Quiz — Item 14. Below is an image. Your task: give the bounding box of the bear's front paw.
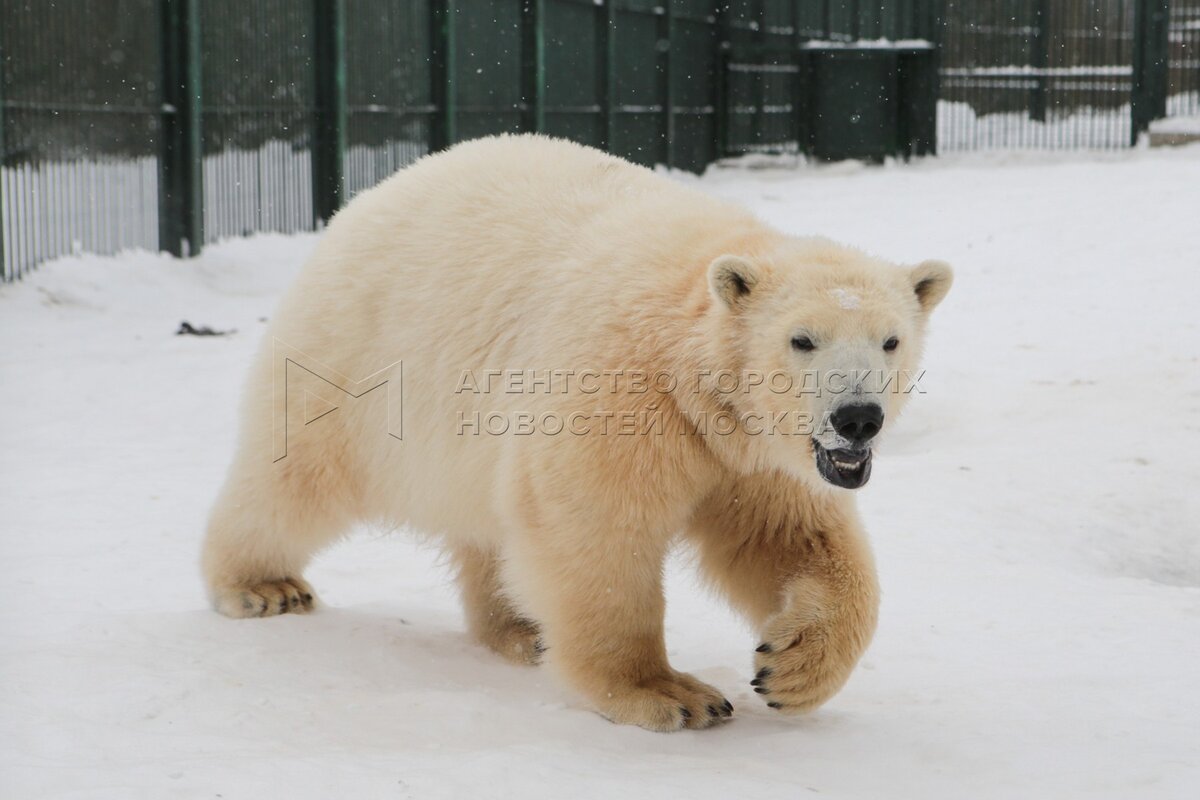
[595,671,733,732]
[750,612,858,714]
[211,577,317,618]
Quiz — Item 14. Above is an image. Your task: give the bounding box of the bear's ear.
[909,259,953,314]
[708,255,760,309]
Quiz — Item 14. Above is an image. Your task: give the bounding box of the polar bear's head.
[704,239,952,490]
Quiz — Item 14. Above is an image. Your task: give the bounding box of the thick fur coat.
[202,135,951,731]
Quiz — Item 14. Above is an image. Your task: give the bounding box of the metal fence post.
[158,0,203,258]
[0,34,6,279]
[658,2,674,169]
[520,0,546,134]
[1030,0,1049,122]
[596,0,617,152]
[429,0,457,151]
[713,2,730,160]
[751,0,765,147]
[312,0,346,224]
[1132,0,1170,144]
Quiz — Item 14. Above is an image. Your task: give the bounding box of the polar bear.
[202,134,951,731]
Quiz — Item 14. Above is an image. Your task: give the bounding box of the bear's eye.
[883,337,900,352]
[791,335,815,352]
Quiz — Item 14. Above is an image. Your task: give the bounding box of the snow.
[3,145,1200,799]
[1151,115,1200,135]
[829,287,861,310]
[801,39,933,50]
[938,100,1132,151]
[940,66,1134,77]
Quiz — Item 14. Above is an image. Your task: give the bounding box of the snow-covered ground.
[2,146,1198,799]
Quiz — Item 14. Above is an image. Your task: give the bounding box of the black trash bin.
[719,41,939,163]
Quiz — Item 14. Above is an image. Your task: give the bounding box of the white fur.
[201,134,952,731]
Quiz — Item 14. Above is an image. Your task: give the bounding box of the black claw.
[722,699,734,714]
[707,705,719,717]
[679,707,691,719]
[767,701,783,709]
[750,678,762,687]
[756,667,773,679]
[302,593,313,603]
[756,643,772,653]
[278,601,288,612]
[754,687,769,694]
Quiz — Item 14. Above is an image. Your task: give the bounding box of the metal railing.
[936,0,1188,151]
[1,0,735,280]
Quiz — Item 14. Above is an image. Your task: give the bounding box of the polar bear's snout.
[810,403,883,489]
[831,403,883,446]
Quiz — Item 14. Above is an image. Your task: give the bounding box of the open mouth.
[813,440,873,489]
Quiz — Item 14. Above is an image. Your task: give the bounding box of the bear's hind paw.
[479,617,545,666]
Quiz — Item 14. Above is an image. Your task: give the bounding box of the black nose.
[831,403,883,444]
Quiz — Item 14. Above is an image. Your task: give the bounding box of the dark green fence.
[1,0,748,280]
[1,1,1192,281]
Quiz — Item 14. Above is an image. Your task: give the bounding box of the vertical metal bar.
[791,0,805,154]
[714,2,730,159]
[429,0,457,150]
[185,0,203,253]
[429,0,447,151]
[445,0,458,145]
[751,0,765,147]
[521,0,546,133]
[1132,0,1169,144]
[0,31,6,280]
[596,0,617,151]
[1029,0,1049,122]
[794,38,809,157]
[158,0,203,258]
[921,0,945,148]
[312,0,346,224]
[1148,0,1170,122]
[658,1,674,168]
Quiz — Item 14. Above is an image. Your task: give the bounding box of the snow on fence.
[1169,1,1200,116]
